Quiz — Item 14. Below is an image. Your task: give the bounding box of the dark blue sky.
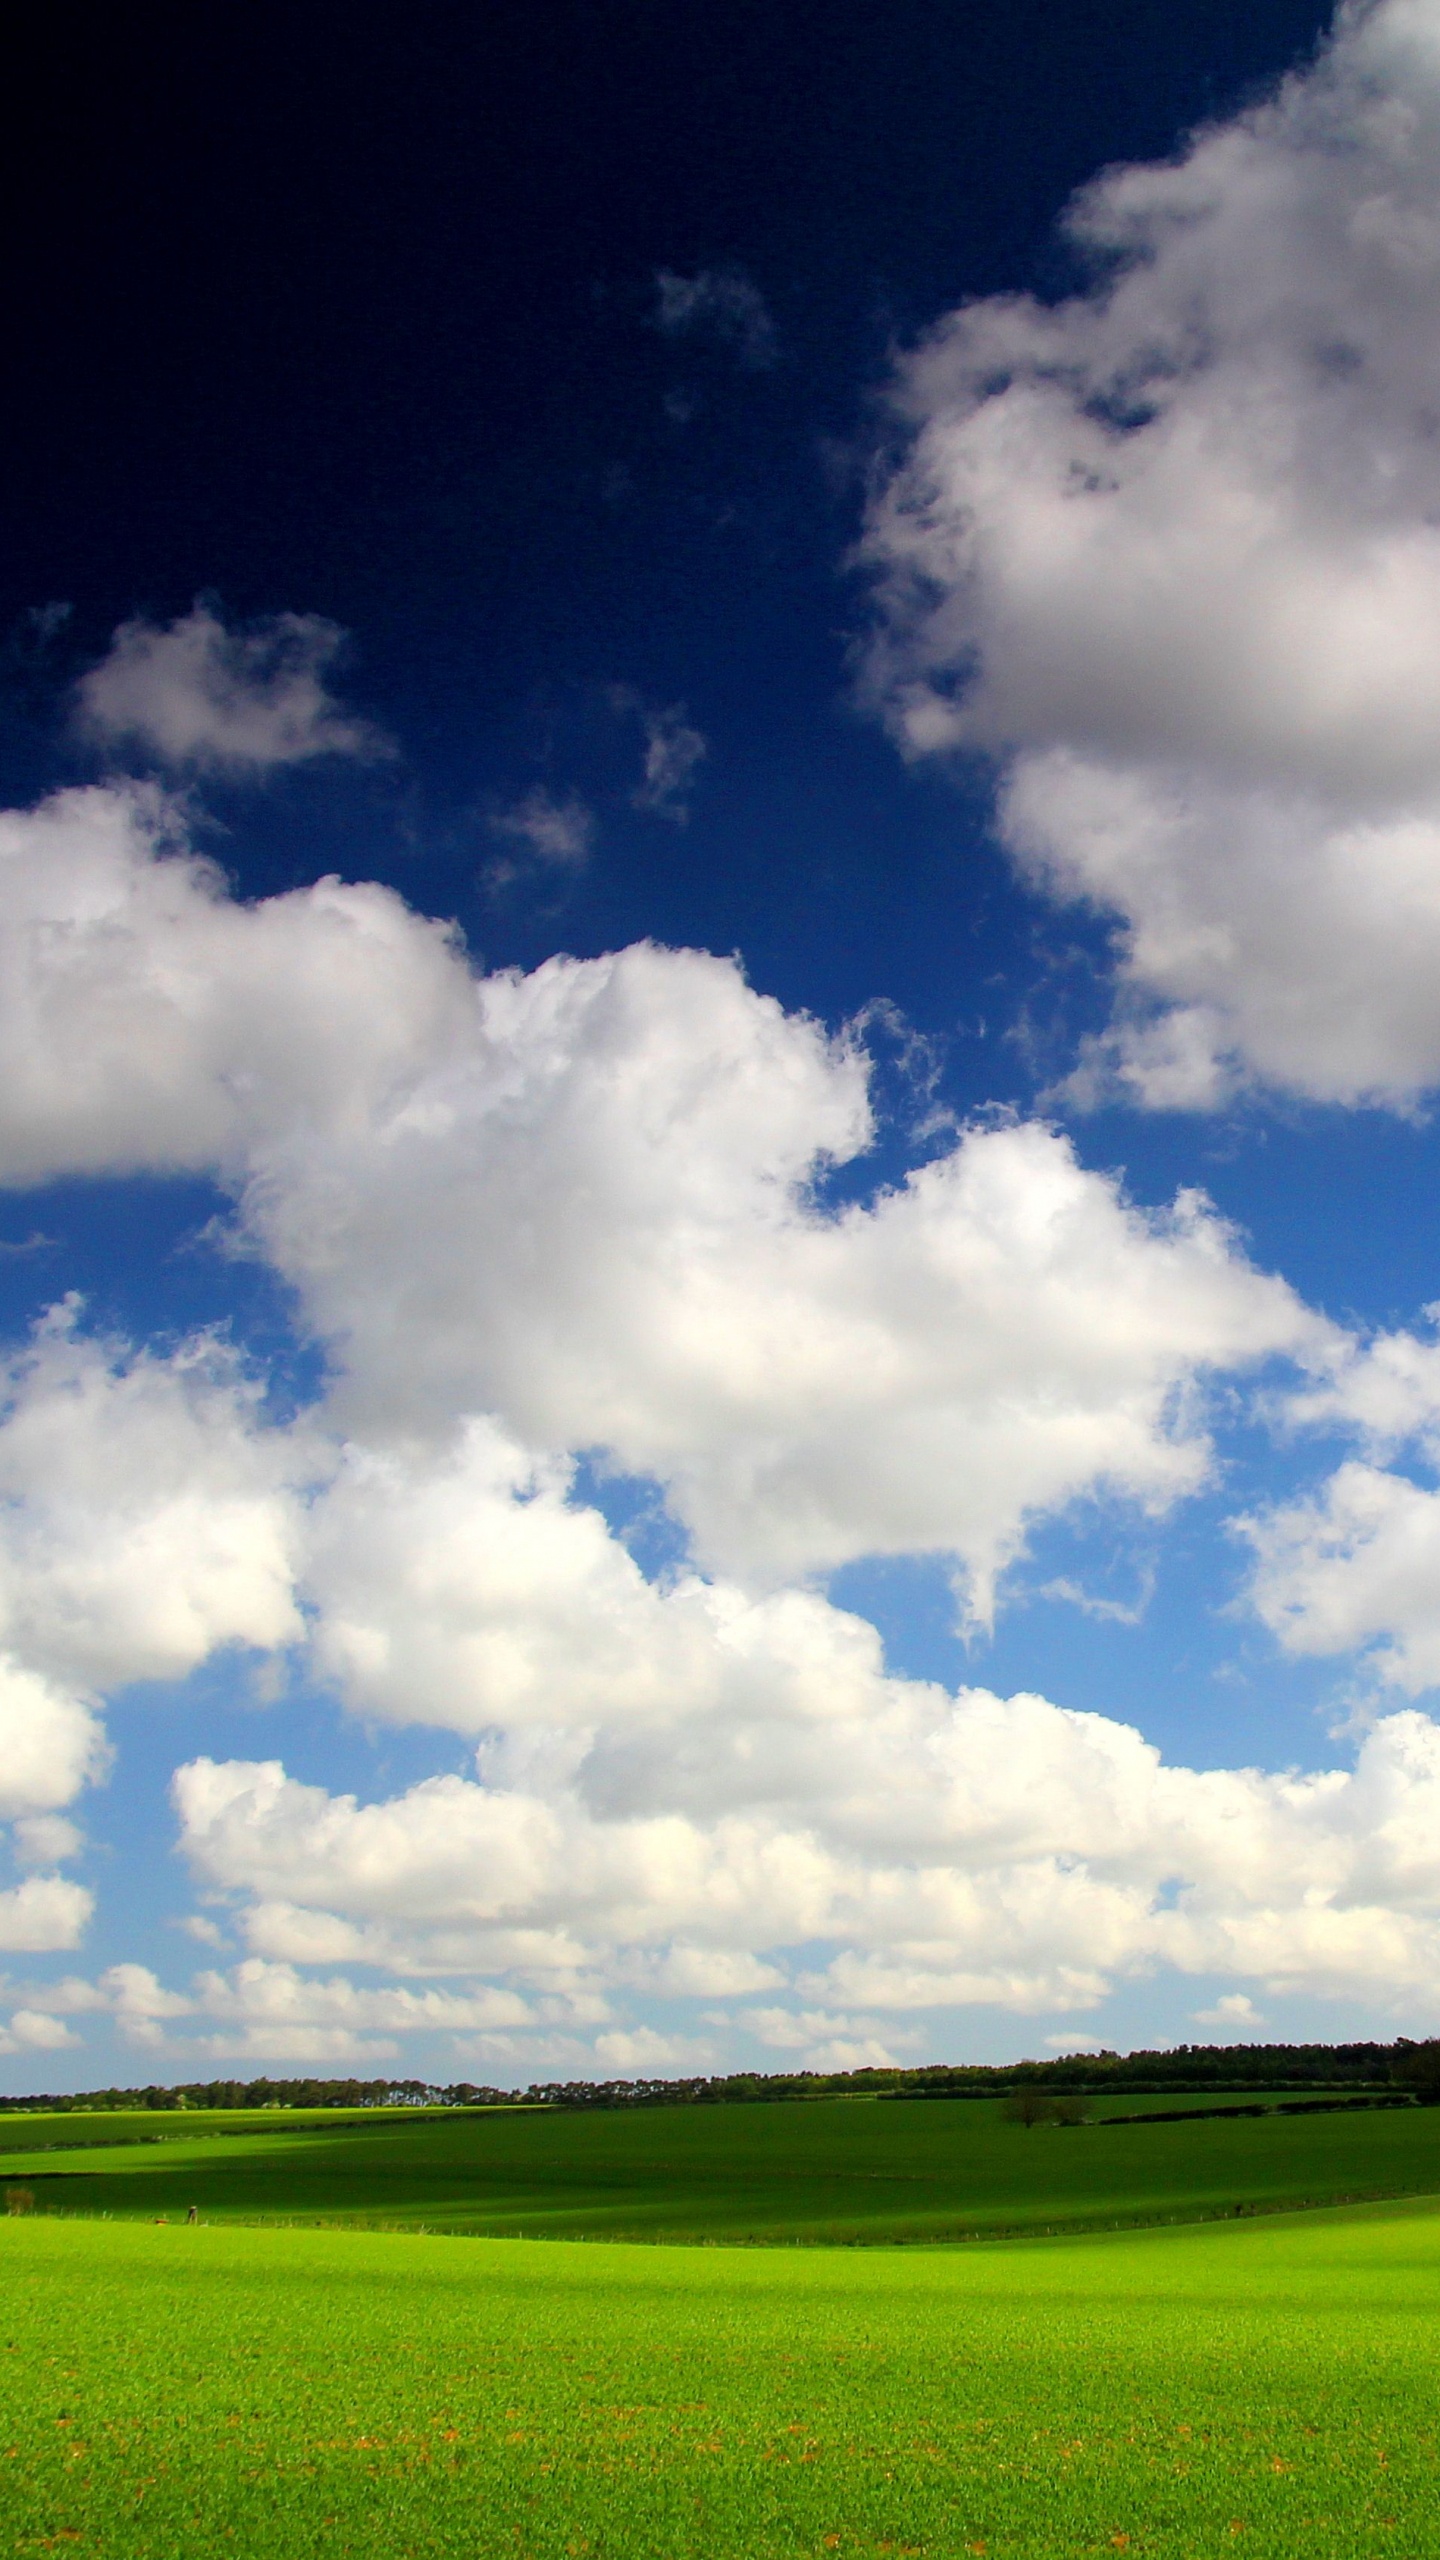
[8,0,1388,1312]
[6,0,1330,1007]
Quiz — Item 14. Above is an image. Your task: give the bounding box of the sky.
[11,0,1440,2088]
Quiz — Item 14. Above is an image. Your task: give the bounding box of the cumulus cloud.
[0,1876,92,1954]
[749,2008,923,2070]
[592,2025,715,2072]
[176,1958,531,2064]
[0,2008,79,2053]
[0,774,1421,2052]
[863,0,1440,1108]
[12,1816,82,1868]
[168,1698,1440,2022]
[0,1660,104,1821]
[1193,1991,1267,2030]
[14,1954,549,2067]
[1242,1460,1440,1688]
[76,605,391,774]
[285,1118,1314,1615]
[0,1286,304,1862]
[0,1300,307,1693]
[0,787,1318,1615]
[654,267,778,368]
[0,786,476,1187]
[1235,1310,1440,1687]
[1282,1313,1440,1453]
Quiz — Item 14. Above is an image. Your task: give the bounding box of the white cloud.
[632,703,708,821]
[0,1300,306,1693]
[654,268,778,367]
[1282,1313,1440,1454]
[1234,1316,1440,1688]
[94,1962,195,2045]
[749,2007,923,2070]
[0,1288,296,1857]
[0,1660,104,1820]
[1193,1991,1267,2030]
[10,1955,501,2065]
[1241,1460,1440,1689]
[0,1877,92,1954]
[243,962,1315,1614]
[0,2010,79,2053]
[289,1087,1314,1617]
[76,605,391,774]
[623,1946,784,1997]
[592,2026,714,2073]
[0,785,476,1187]
[863,0,1440,1108]
[180,1958,530,2063]
[11,1816,82,1868]
[167,1697,1440,2019]
[15,1954,547,2070]
[203,2027,403,2064]
[0,789,1318,1615]
[4,775,1431,2043]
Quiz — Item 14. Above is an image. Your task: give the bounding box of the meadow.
[2,2199,1439,2556]
[2,2090,1438,2242]
[3,2096,1438,2555]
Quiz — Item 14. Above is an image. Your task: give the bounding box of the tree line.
[4,2039,1438,2114]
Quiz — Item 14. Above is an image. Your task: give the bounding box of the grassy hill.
[3,2087,1437,2242]
[4,2195,1440,2555]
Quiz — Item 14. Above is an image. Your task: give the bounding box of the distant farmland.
[2,2087,1437,2242]
[4,2095,1439,2555]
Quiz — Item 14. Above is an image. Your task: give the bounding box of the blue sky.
[10,0,1440,2088]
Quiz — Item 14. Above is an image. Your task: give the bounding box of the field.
[3,2200,1440,2556]
[3,2097,1439,2555]
[2,2090,1438,2242]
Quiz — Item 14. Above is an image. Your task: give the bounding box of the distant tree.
[1391,2040,1440,2103]
[1002,2089,1058,2129]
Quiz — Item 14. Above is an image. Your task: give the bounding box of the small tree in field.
[1001,2089,1057,2130]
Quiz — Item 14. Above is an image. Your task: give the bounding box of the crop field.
[2,2091,1438,2242]
[3,2098,1438,2554]
[2,2198,1439,2557]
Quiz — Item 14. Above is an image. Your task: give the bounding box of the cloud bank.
[0,775,1432,2057]
[164,1696,1440,2042]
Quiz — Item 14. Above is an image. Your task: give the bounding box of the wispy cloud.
[627,699,708,823]
[485,786,595,892]
[654,266,778,369]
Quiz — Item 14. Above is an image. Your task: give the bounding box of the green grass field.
[3,2200,1439,2556]
[4,2098,1438,2554]
[2,2092,1437,2242]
